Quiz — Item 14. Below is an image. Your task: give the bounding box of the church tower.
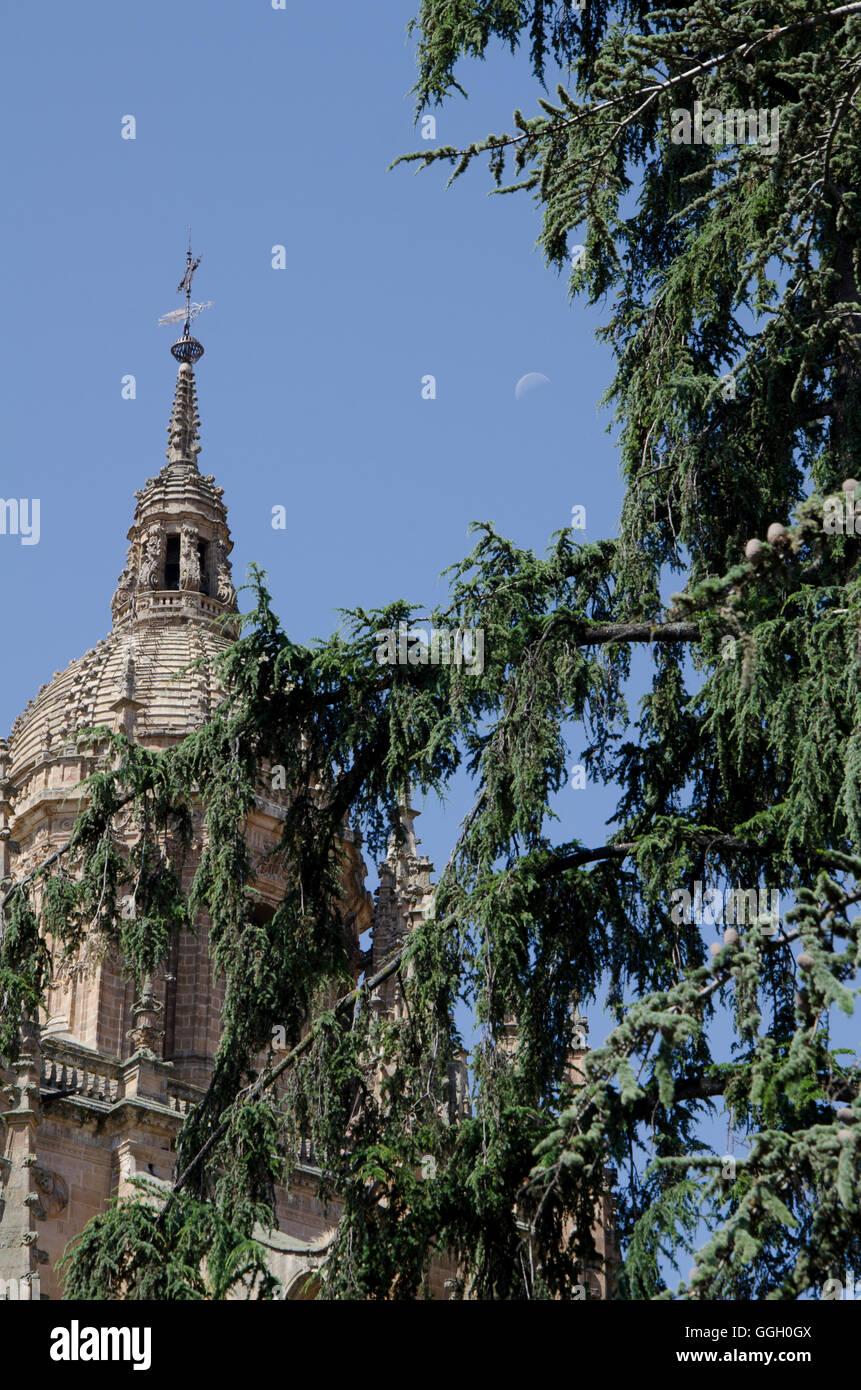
[0,299,247,1298]
[0,262,449,1299]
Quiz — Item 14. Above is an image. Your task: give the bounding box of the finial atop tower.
[158,231,213,364]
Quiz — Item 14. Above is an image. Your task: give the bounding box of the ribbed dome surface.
[8,620,230,782]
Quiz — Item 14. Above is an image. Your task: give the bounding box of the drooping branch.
[396,3,861,175]
[579,621,700,645]
[547,832,772,875]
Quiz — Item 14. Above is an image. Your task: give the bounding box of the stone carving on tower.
[179,524,201,591]
[214,538,236,607]
[139,526,165,591]
[110,567,135,622]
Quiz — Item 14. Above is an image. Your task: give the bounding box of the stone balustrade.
[40,1047,121,1105]
[39,1041,204,1117]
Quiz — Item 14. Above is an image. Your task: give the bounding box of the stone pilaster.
[0,1017,48,1288]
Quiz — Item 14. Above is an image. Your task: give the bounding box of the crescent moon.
[514,372,551,400]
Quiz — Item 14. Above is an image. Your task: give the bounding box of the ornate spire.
[158,239,212,466]
[166,361,202,469]
[105,245,235,629]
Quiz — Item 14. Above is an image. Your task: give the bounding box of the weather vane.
[159,231,213,363]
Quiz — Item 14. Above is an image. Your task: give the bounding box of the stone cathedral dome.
[6,356,239,791]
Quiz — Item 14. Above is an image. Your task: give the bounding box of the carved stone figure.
[32,1166,69,1218]
[179,525,200,591]
[110,567,135,619]
[139,527,164,590]
[216,562,235,606]
[212,538,235,606]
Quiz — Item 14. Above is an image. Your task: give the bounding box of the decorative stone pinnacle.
[121,648,136,701]
[166,362,202,468]
[127,976,164,1059]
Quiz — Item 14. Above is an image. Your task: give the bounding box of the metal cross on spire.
[177,230,201,307]
[158,231,213,363]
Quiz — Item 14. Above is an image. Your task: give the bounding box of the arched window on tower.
[198,540,210,596]
[164,535,180,590]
